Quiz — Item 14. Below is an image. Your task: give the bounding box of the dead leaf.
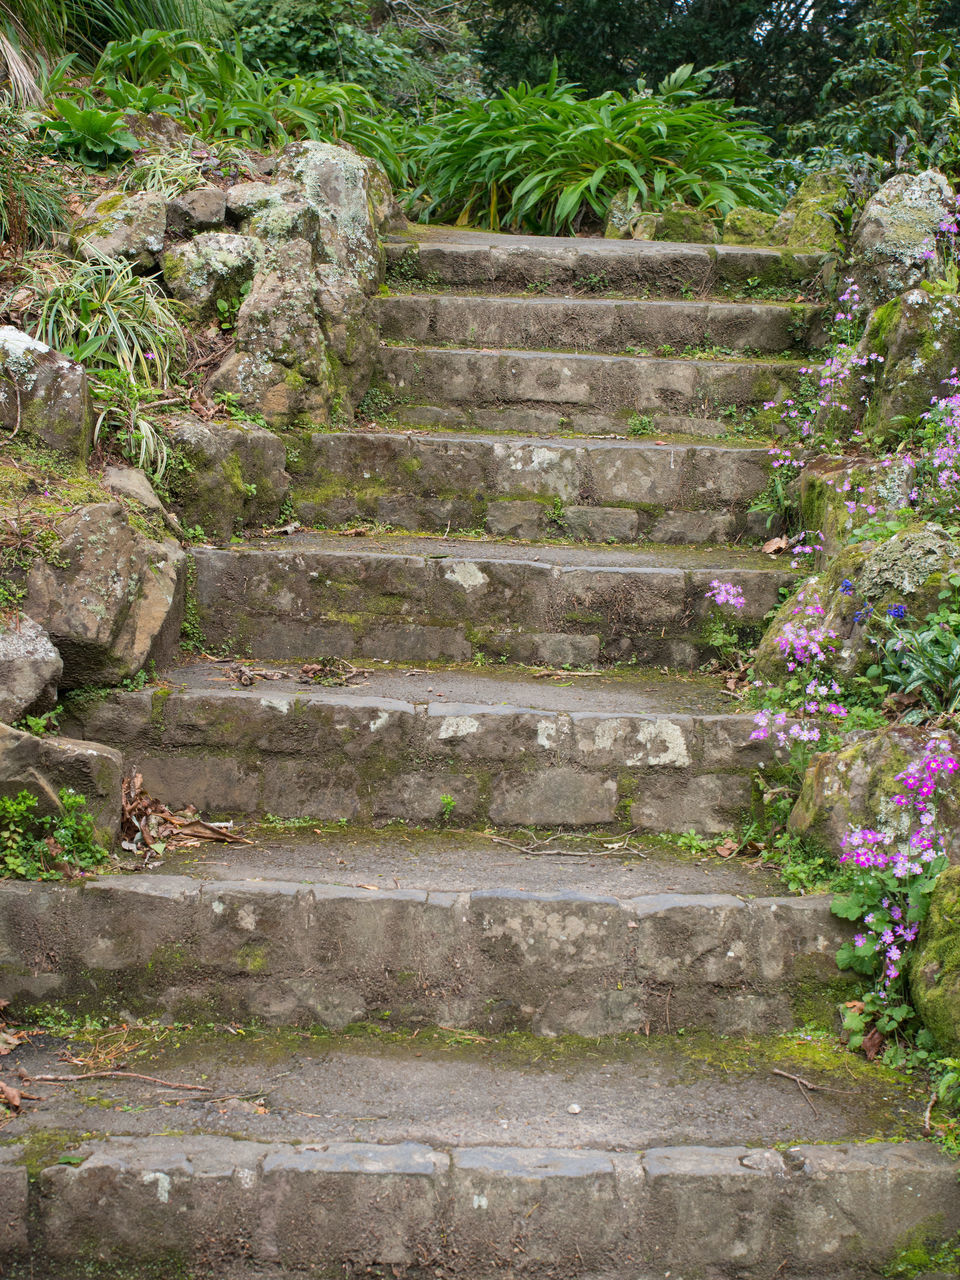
[0,1080,21,1110]
[337,527,368,537]
[357,883,380,891]
[715,837,739,858]
[862,1026,885,1061]
[844,1000,866,1014]
[762,535,789,555]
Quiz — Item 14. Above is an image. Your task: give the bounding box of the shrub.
[0,788,108,880]
[408,63,775,235]
[6,249,186,384]
[42,97,140,166]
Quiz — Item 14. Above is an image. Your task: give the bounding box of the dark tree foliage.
[479,0,877,135]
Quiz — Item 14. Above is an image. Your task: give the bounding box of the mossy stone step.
[385,225,824,298]
[375,344,801,417]
[378,292,822,354]
[65,663,775,833]
[186,532,793,668]
[291,430,771,546]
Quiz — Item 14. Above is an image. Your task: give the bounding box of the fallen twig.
[31,1070,212,1091]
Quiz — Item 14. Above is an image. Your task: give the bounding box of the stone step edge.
[379,341,803,370]
[1,873,846,1038]
[2,1134,955,1273]
[320,427,772,456]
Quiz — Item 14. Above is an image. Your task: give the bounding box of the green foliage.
[0,788,108,881]
[13,708,60,736]
[792,0,960,172]
[91,371,171,482]
[410,63,774,235]
[6,249,185,384]
[870,578,960,719]
[42,97,140,166]
[0,107,67,250]
[91,28,411,188]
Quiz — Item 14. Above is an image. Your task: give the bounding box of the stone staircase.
[2,227,959,1278]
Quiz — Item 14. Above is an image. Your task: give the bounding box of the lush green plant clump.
[0,788,108,880]
[409,63,775,234]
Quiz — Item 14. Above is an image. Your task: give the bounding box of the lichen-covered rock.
[365,159,406,233]
[856,289,960,439]
[274,141,384,291]
[754,523,960,679]
[722,207,780,245]
[164,413,290,540]
[165,186,227,236]
[73,191,167,270]
[0,615,62,725]
[788,725,960,861]
[653,205,719,244]
[102,465,164,514]
[161,232,262,319]
[800,454,916,559]
[225,180,298,221]
[24,503,185,688]
[852,169,955,306]
[0,326,92,458]
[315,264,378,401]
[0,723,121,847]
[911,865,960,1052]
[603,190,655,239]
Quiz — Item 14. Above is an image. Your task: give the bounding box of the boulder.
[754,523,960,679]
[0,723,122,847]
[779,170,846,252]
[102,465,164,514]
[851,169,955,306]
[653,205,719,244]
[788,725,960,862]
[274,141,384,291]
[0,616,62,725]
[912,865,960,1052]
[73,191,167,270]
[161,232,262,319]
[24,503,185,688]
[856,289,960,441]
[315,264,378,402]
[722,207,781,245]
[225,180,298,221]
[603,190,655,240]
[800,454,916,559]
[0,327,92,458]
[365,159,406,233]
[164,186,227,236]
[164,414,290,540]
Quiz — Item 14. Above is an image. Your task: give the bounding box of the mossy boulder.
[603,190,656,240]
[162,232,262,320]
[856,290,960,441]
[0,326,92,458]
[789,725,960,862]
[722,207,780,245]
[73,191,167,271]
[653,204,719,244]
[754,523,960,679]
[911,864,960,1052]
[778,170,847,252]
[852,169,955,307]
[164,414,290,540]
[800,454,916,559]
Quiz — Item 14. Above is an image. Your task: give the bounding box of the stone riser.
[294,431,771,545]
[3,1135,956,1278]
[71,690,769,832]
[191,545,791,667]
[386,235,822,297]
[378,293,820,354]
[0,875,845,1035]
[377,345,799,415]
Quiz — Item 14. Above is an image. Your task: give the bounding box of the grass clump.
[0,788,108,881]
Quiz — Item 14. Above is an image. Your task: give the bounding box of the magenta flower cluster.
[705,579,746,609]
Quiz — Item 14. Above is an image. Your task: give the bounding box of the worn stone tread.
[0,1028,926,1150]
[390,403,742,440]
[151,826,787,897]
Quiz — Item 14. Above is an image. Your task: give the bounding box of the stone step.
[187,532,793,667]
[293,430,771,545]
[390,402,737,439]
[385,226,823,298]
[65,664,774,833]
[6,1134,953,1280]
[377,292,822,354]
[0,857,846,1034]
[376,344,800,417]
